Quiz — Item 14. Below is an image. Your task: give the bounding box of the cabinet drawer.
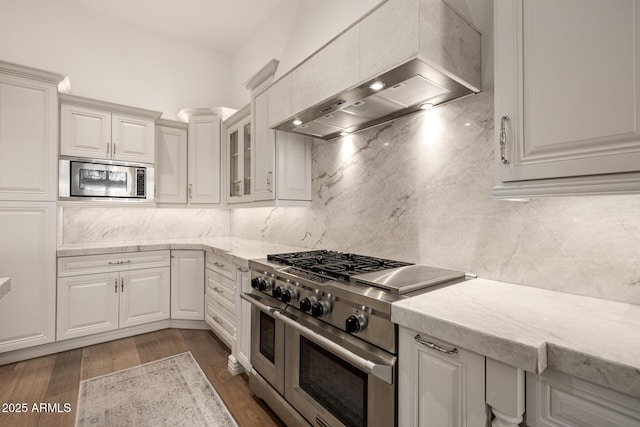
[205,295,234,348]
[205,268,235,305]
[205,253,234,280]
[58,251,171,277]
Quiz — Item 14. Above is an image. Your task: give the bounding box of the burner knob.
[299,296,317,312]
[250,277,261,289]
[258,278,273,292]
[281,288,298,303]
[272,286,283,299]
[311,300,332,318]
[345,313,367,334]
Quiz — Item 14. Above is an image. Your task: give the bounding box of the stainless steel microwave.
[59,158,154,200]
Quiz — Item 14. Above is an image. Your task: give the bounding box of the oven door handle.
[241,292,395,384]
[273,310,395,385]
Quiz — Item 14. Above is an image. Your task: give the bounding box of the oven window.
[299,337,367,427]
[78,168,127,192]
[259,311,276,363]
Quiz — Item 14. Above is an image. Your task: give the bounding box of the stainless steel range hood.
[272,0,481,140]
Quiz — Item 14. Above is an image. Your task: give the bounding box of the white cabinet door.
[119,267,170,328]
[156,125,187,204]
[188,114,221,204]
[112,114,155,164]
[0,202,56,352]
[57,272,120,340]
[236,266,252,372]
[398,327,487,427]
[252,90,276,201]
[494,0,640,196]
[0,75,58,201]
[170,250,204,320]
[60,104,111,160]
[227,115,252,204]
[276,131,313,201]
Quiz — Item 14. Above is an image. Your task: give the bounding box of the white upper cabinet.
[60,94,160,165]
[185,109,222,205]
[225,105,252,204]
[0,62,63,201]
[155,120,188,204]
[494,0,640,198]
[247,60,313,205]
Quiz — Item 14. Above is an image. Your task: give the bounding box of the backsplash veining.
[62,207,229,243]
[230,92,640,306]
[61,92,640,305]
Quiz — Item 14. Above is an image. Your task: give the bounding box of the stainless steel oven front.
[244,292,397,427]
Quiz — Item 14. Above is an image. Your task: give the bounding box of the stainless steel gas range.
[241,250,465,427]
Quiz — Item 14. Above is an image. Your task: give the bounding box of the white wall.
[230,0,384,108]
[0,0,232,119]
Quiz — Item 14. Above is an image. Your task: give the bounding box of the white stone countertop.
[57,237,308,267]
[0,277,10,300]
[392,277,640,399]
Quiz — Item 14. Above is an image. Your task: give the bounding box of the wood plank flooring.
[0,329,286,427]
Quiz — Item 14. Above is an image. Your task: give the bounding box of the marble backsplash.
[230,92,640,306]
[61,207,229,244]
[60,92,640,305]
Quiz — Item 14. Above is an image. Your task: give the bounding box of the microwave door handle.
[272,310,396,385]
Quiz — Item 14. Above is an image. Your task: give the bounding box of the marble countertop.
[392,277,640,399]
[0,277,10,300]
[57,237,307,267]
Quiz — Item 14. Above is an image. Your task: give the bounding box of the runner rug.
[75,352,237,427]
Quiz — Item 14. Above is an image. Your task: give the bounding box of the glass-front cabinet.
[225,105,251,204]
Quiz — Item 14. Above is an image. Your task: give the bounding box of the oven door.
[246,292,286,395]
[281,310,397,427]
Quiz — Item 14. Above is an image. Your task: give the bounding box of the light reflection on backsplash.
[230,92,640,306]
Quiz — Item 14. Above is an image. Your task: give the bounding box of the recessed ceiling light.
[369,81,385,91]
[292,119,302,126]
[419,102,435,110]
[340,131,349,136]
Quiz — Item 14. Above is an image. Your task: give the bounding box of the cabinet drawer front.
[205,269,235,305]
[205,295,235,348]
[205,253,234,279]
[211,288,236,317]
[58,251,171,277]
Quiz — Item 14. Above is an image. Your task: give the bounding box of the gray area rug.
[75,352,237,427]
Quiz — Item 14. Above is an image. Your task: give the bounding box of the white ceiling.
[62,0,285,54]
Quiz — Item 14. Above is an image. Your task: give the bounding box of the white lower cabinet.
[56,251,171,341]
[204,253,236,349]
[526,370,640,427]
[235,265,251,372]
[0,202,57,353]
[170,250,204,320]
[398,326,487,427]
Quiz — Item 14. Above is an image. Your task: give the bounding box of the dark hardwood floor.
[0,329,286,427]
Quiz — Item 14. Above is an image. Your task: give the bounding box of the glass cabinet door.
[243,122,251,197]
[229,129,240,198]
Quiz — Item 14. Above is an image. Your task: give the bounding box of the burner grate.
[268,250,413,282]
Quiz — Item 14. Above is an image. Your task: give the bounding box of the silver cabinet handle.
[213,287,223,294]
[499,115,510,165]
[266,171,273,193]
[114,278,118,293]
[188,183,193,199]
[237,267,249,273]
[113,143,116,155]
[108,260,131,265]
[107,142,111,154]
[414,335,458,355]
[212,316,224,325]
[241,293,396,384]
[213,262,225,268]
[121,277,124,292]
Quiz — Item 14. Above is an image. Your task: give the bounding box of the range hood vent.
[272,0,481,140]
[278,57,477,140]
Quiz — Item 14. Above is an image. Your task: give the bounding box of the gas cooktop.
[267,249,413,281]
[265,250,465,295]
